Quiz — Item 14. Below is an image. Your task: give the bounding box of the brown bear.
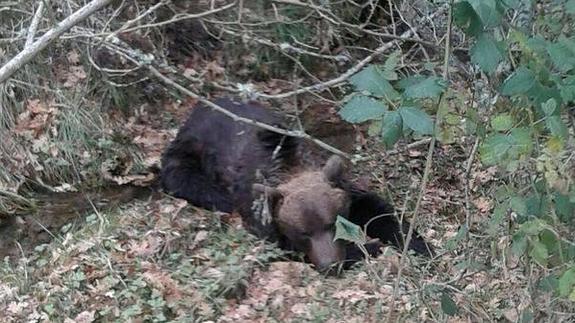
[161,98,433,272]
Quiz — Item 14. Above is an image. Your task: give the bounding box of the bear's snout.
[306,231,345,273]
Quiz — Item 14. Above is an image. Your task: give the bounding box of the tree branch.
[0,0,114,84]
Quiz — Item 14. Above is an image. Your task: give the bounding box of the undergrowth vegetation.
[0,0,575,321]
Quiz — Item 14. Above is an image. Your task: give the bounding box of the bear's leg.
[160,138,234,212]
[347,191,434,257]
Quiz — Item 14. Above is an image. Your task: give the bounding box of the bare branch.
[0,0,114,84]
[25,1,45,48]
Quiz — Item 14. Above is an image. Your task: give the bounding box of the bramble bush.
[339,0,575,309]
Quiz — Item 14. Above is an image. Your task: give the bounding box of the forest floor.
[0,100,529,321]
[0,2,560,322]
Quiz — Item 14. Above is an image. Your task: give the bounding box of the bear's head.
[253,155,350,272]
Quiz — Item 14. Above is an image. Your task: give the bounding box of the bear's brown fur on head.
[161,98,433,272]
[254,155,350,270]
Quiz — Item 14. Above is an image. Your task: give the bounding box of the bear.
[161,98,433,272]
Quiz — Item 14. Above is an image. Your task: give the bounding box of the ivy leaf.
[501,67,537,96]
[334,216,366,245]
[349,65,399,99]
[491,113,513,131]
[339,95,387,123]
[403,76,446,99]
[453,1,483,36]
[381,110,403,148]
[440,292,458,316]
[471,33,504,73]
[398,106,434,134]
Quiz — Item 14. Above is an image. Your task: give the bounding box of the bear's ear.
[322,155,346,183]
[253,183,283,199]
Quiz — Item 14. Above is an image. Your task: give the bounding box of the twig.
[99,38,351,159]
[464,138,479,239]
[102,0,169,43]
[253,5,448,99]
[99,1,237,36]
[387,138,432,155]
[145,65,351,159]
[386,2,453,322]
[25,1,45,48]
[0,0,114,84]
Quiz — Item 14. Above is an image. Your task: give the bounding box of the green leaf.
[398,106,434,134]
[508,127,532,157]
[440,292,458,316]
[339,95,387,123]
[567,0,575,14]
[547,37,575,72]
[381,111,402,148]
[538,273,559,292]
[488,205,506,235]
[511,232,528,256]
[554,192,574,222]
[480,133,510,165]
[491,113,513,131]
[383,51,401,80]
[471,33,504,73]
[501,67,537,96]
[558,268,575,297]
[521,220,544,236]
[510,196,528,217]
[560,76,575,102]
[468,0,502,27]
[453,1,483,36]
[540,229,559,253]
[546,116,569,140]
[349,65,399,99]
[502,0,521,9]
[542,99,557,116]
[367,120,383,137]
[403,76,446,99]
[529,82,563,108]
[334,216,366,245]
[445,225,468,251]
[529,239,549,266]
[520,310,534,323]
[397,75,426,90]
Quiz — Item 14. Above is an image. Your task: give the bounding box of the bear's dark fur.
[161,98,433,271]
